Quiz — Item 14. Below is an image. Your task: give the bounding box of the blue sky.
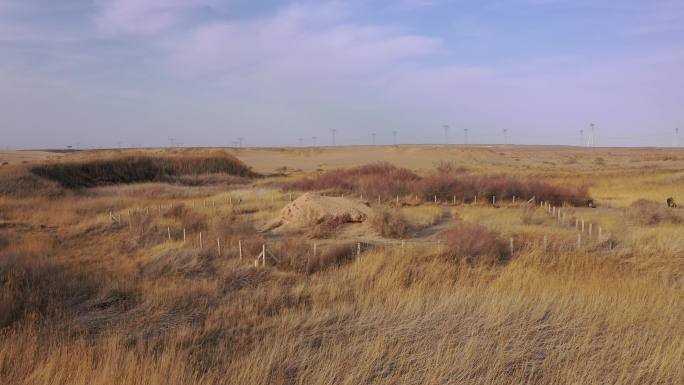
[1,0,683,148]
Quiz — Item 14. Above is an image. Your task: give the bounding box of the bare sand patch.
[266,192,374,233]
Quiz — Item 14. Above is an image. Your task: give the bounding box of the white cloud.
[163,3,441,87]
[93,0,218,35]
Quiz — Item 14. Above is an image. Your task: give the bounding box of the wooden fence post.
[167,226,171,241]
[238,239,243,260]
[217,238,221,256]
[357,242,361,256]
[598,227,603,242]
[543,235,548,251]
[183,228,186,243]
[434,195,437,203]
[262,244,266,266]
[492,195,496,205]
[401,240,405,256]
[588,223,593,236]
[581,220,585,233]
[199,232,203,249]
[577,233,582,250]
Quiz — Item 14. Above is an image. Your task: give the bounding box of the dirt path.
[411,206,456,240]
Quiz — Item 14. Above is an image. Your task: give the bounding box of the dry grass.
[30,150,258,188]
[0,147,683,385]
[370,208,410,238]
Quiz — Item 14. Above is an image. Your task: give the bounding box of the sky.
[0,0,683,149]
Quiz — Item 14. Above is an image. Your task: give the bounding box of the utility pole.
[580,129,585,147]
[392,130,398,146]
[675,128,680,147]
[372,133,376,146]
[590,123,595,147]
[237,137,244,148]
[330,129,337,146]
[312,136,317,147]
[464,128,469,145]
[443,125,449,145]
[169,138,175,148]
[503,129,508,145]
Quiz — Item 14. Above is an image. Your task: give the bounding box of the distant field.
[0,150,67,165]
[1,145,683,385]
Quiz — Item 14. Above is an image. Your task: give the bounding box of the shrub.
[285,162,420,198]
[370,208,410,238]
[0,172,65,198]
[306,243,355,274]
[438,222,508,264]
[418,174,589,206]
[164,204,208,232]
[31,152,259,188]
[626,199,683,225]
[283,163,590,206]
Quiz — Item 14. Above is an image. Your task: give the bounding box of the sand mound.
[267,192,373,231]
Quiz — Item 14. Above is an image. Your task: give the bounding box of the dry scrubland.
[1,146,683,385]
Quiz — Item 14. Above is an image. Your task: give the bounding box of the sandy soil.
[229,145,684,174]
[267,192,374,231]
[3,145,684,176]
[0,150,67,165]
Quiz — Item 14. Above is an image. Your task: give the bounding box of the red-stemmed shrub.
[438,223,509,264]
[283,163,590,206]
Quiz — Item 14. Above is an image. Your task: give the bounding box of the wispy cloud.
[93,0,218,35]
[1,0,684,148]
[163,3,441,86]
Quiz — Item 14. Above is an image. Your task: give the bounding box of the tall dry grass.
[0,151,682,385]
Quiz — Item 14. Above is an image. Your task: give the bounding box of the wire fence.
[103,192,617,268]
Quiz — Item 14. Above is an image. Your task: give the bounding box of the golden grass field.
[0,145,683,385]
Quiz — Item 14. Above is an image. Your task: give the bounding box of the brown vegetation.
[30,152,258,188]
[370,208,410,238]
[284,162,590,206]
[438,222,509,264]
[626,199,683,225]
[0,147,682,385]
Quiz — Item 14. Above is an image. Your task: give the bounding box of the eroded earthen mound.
[267,192,373,231]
